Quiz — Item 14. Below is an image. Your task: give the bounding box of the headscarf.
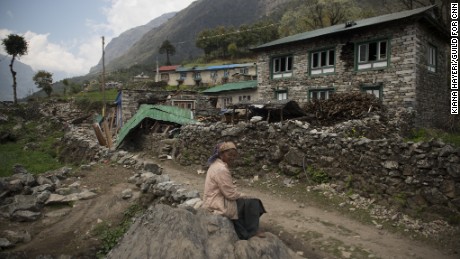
[206,141,237,165]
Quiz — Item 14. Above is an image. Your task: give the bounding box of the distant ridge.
[95,0,293,73]
[89,12,177,74]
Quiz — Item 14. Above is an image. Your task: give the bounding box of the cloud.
[0,0,195,81]
[0,29,91,80]
[102,0,194,36]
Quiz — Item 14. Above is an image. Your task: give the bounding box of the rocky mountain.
[98,0,292,72]
[90,0,429,74]
[0,54,36,101]
[89,12,177,74]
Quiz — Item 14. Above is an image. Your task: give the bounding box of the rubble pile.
[303,92,384,126]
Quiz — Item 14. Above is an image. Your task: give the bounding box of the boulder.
[107,204,300,259]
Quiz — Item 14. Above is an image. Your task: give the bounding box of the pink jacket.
[203,159,242,219]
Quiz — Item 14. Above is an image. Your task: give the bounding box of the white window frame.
[222,97,232,108]
[276,91,288,100]
[428,44,437,72]
[309,89,334,101]
[238,95,251,102]
[357,40,388,70]
[310,49,335,75]
[361,85,383,100]
[272,56,293,79]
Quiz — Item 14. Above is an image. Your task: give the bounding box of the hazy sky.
[0,0,196,80]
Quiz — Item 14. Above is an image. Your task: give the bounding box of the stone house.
[202,80,258,108]
[252,5,450,128]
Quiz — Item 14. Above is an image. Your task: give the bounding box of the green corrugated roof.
[253,5,434,50]
[202,80,257,94]
[116,104,196,148]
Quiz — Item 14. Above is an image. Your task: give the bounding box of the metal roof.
[116,104,196,148]
[253,5,435,50]
[175,63,255,72]
[159,65,179,72]
[202,80,257,94]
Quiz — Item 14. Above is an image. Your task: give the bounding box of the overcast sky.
[0,0,195,81]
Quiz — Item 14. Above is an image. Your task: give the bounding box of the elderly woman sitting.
[202,141,266,240]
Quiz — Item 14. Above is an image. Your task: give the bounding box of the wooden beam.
[92,123,107,146]
[102,120,113,148]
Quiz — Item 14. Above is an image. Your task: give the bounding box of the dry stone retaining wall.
[177,116,460,221]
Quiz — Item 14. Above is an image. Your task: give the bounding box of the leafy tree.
[195,20,279,60]
[62,79,69,96]
[159,40,176,65]
[1,34,28,104]
[228,42,238,60]
[278,0,366,37]
[33,70,53,97]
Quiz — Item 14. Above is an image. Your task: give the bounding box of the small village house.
[252,5,450,128]
[202,80,258,109]
[158,63,257,88]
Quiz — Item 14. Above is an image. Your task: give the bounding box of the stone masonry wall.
[255,18,449,128]
[414,23,452,129]
[177,118,460,222]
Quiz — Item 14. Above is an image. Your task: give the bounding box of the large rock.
[107,204,300,259]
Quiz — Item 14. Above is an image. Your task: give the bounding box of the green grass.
[0,138,64,177]
[406,128,460,147]
[93,204,143,257]
[0,107,66,177]
[74,89,118,102]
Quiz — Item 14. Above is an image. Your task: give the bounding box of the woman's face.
[221,149,238,166]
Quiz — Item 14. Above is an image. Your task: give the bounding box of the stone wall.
[255,17,450,129]
[177,116,460,222]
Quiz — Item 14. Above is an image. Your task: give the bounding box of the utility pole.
[102,36,106,116]
[155,57,159,82]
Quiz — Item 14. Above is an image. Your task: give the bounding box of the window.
[309,89,334,101]
[361,84,382,100]
[194,72,201,80]
[211,71,218,79]
[239,95,251,102]
[428,45,437,72]
[223,97,232,108]
[275,90,288,100]
[179,72,187,80]
[160,73,169,82]
[173,101,195,110]
[223,70,229,78]
[357,40,388,70]
[240,68,249,74]
[272,56,293,79]
[310,49,335,75]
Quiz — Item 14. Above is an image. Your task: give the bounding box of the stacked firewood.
[303,92,384,126]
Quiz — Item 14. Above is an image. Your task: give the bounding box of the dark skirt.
[232,198,266,240]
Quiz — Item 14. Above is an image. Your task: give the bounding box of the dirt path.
[2,160,457,259]
[158,160,458,259]
[1,166,140,258]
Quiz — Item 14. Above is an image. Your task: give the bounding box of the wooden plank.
[163,125,171,134]
[152,121,161,133]
[102,120,113,148]
[109,108,115,133]
[92,123,107,146]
